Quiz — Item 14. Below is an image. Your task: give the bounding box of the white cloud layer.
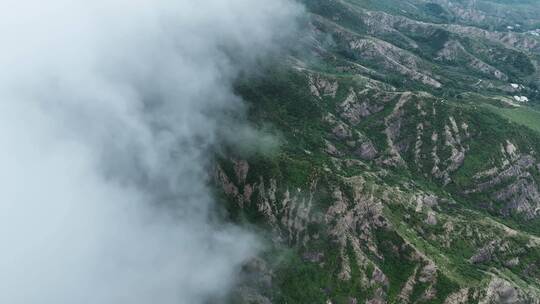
[0,1,301,303]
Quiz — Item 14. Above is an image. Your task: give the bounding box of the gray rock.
[356,142,378,160]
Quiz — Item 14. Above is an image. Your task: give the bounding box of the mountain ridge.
[217,1,540,303]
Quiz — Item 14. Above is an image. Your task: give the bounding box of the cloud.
[0,0,302,303]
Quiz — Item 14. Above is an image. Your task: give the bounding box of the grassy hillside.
[485,104,540,133]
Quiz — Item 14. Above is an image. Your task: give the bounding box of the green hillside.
[218,1,540,303]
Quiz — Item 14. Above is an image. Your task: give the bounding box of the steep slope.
[216,1,540,303]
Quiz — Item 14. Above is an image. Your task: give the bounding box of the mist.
[0,0,301,303]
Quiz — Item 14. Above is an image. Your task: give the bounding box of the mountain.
[216,1,540,303]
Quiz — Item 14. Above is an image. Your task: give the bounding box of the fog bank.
[0,1,301,303]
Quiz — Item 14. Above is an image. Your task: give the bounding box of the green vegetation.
[220,0,540,302]
[484,104,540,133]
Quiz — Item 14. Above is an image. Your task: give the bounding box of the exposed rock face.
[338,89,385,125]
[314,51,540,221]
[217,152,540,302]
[497,179,540,219]
[479,278,535,304]
[437,40,508,81]
[378,93,471,182]
[466,149,540,219]
[425,211,438,226]
[216,165,240,197]
[325,139,342,157]
[357,3,540,54]
[444,289,470,304]
[419,263,437,283]
[356,141,378,160]
[324,180,390,284]
[398,267,419,303]
[348,38,442,88]
[383,92,411,166]
[470,241,496,264]
[331,121,352,140]
[309,73,339,99]
[446,24,540,54]
[310,0,539,99]
[234,160,250,185]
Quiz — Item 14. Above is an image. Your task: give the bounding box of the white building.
[513,96,529,103]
